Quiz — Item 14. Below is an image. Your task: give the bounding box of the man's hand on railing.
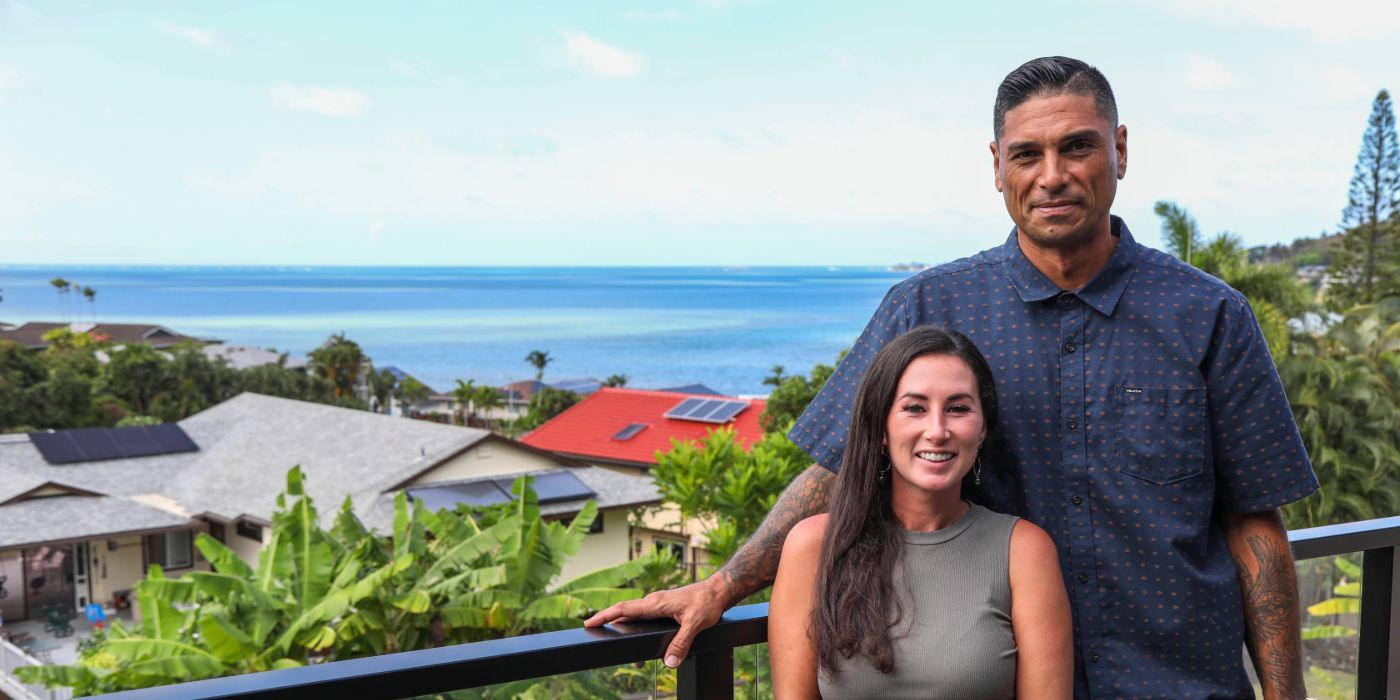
[584,576,731,668]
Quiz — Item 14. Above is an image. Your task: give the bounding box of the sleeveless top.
[817,504,1020,699]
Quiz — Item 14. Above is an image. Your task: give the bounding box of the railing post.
[676,648,734,700]
[1357,546,1397,700]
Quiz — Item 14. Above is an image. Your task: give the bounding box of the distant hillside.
[1249,232,1343,268]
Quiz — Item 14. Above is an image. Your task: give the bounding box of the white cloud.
[559,30,645,77]
[153,18,230,54]
[1146,0,1400,42]
[269,84,368,117]
[1183,54,1233,90]
[1324,63,1375,102]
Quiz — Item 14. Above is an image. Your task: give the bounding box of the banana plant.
[21,468,656,696]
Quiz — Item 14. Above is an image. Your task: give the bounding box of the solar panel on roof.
[145,424,199,454]
[706,402,748,423]
[612,423,648,441]
[502,471,595,505]
[407,481,512,511]
[70,428,122,462]
[664,397,707,420]
[112,426,161,457]
[664,397,748,424]
[27,424,200,465]
[28,431,84,465]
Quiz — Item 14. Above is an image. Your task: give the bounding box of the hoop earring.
[973,456,982,487]
[878,453,891,485]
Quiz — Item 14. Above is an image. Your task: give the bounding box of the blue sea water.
[0,266,913,396]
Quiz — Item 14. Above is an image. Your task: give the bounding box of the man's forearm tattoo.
[718,466,834,605]
[1233,533,1305,699]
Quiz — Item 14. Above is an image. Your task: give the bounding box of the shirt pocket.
[1113,385,1206,485]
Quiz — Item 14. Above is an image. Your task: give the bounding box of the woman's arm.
[768,514,827,700]
[1009,519,1073,699]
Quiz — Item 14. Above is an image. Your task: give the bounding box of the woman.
[770,327,1071,699]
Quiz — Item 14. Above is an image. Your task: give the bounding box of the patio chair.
[43,604,73,638]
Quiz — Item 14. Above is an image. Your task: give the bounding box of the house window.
[145,530,194,570]
[654,538,686,566]
[208,522,226,543]
[236,521,263,542]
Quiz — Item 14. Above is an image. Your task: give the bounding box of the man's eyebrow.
[1061,129,1104,144]
[1003,140,1038,153]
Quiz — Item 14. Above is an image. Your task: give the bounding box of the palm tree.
[393,376,430,417]
[524,350,552,382]
[1153,201,1199,265]
[367,368,397,414]
[308,334,366,400]
[82,286,96,323]
[451,379,476,425]
[602,374,628,388]
[49,278,70,322]
[474,385,504,429]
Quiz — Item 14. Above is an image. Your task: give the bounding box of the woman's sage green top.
[817,504,1020,699]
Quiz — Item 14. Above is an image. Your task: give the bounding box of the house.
[521,388,768,578]
[0,393,660,629]
[0,322,209,350]
[521,388,767,474]
[376,366,456,418]
[200,344,309,371]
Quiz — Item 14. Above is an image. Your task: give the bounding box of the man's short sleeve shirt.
[788,217,1319,699]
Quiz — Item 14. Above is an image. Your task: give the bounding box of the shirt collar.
[998,215,1139,317]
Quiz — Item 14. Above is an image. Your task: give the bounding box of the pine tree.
[1329,89,1400,309]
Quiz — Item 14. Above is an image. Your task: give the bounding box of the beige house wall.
[226,525,267,569]
[557,509,633,584]
[409,441,563,485]
[89,535,144,606]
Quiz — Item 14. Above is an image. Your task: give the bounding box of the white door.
[73,542,91,611]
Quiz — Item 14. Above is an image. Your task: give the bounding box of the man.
[588,56,1317,699]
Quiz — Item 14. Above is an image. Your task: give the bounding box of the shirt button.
[1072,495,1083,506]
[1089,653,1100,663]
[1058,293,1074,305]
[1067,418,1078,430]
[1078,573,1089,583]
[1064,341,1077,353]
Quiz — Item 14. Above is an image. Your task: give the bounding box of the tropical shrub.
[20,468,654,696]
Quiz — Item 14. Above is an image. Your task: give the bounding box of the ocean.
[0,266,914,396]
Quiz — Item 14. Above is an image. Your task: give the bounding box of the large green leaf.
[125,654,227,680]
[1302,625,1358,640]
[14,664,97,687]
[199,615,257,665]
[420,516,517,587]
[256,527,293,596]
[553,558,650,593]
[137,592,185,641]
[194,533,256,579]
[1308,598,1362,616]
[287,489,334,611]
[105,638,224,663]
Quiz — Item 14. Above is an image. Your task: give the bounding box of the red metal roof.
[521,388,768,466]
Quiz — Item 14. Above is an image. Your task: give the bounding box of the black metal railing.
[93,515,1400,699]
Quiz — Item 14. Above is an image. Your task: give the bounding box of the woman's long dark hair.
[813,326,998,674]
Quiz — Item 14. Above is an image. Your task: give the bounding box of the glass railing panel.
[407,662,654,699]
[1297,552,1361,700]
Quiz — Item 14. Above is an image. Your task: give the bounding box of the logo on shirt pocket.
[1113,385,1206,485]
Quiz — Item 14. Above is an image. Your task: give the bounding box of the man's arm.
[584,464,835,667]
[1223,509,1305,700]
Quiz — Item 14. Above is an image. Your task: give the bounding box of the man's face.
[990,92,1127,251]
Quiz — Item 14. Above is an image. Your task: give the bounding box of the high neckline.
[900,503,983,545]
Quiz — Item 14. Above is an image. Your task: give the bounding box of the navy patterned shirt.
[789,217,1319,699]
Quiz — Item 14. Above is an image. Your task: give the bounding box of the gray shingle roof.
[0,393,655,549]
[0,495,192,547]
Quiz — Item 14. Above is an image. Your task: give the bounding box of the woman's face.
[883,353,987,495]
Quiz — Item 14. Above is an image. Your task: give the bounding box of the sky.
[1,0,1398,266]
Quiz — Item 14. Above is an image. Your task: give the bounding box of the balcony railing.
[77,515,1400,699]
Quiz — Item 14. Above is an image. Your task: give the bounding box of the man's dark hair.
[993,56,1117,140]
